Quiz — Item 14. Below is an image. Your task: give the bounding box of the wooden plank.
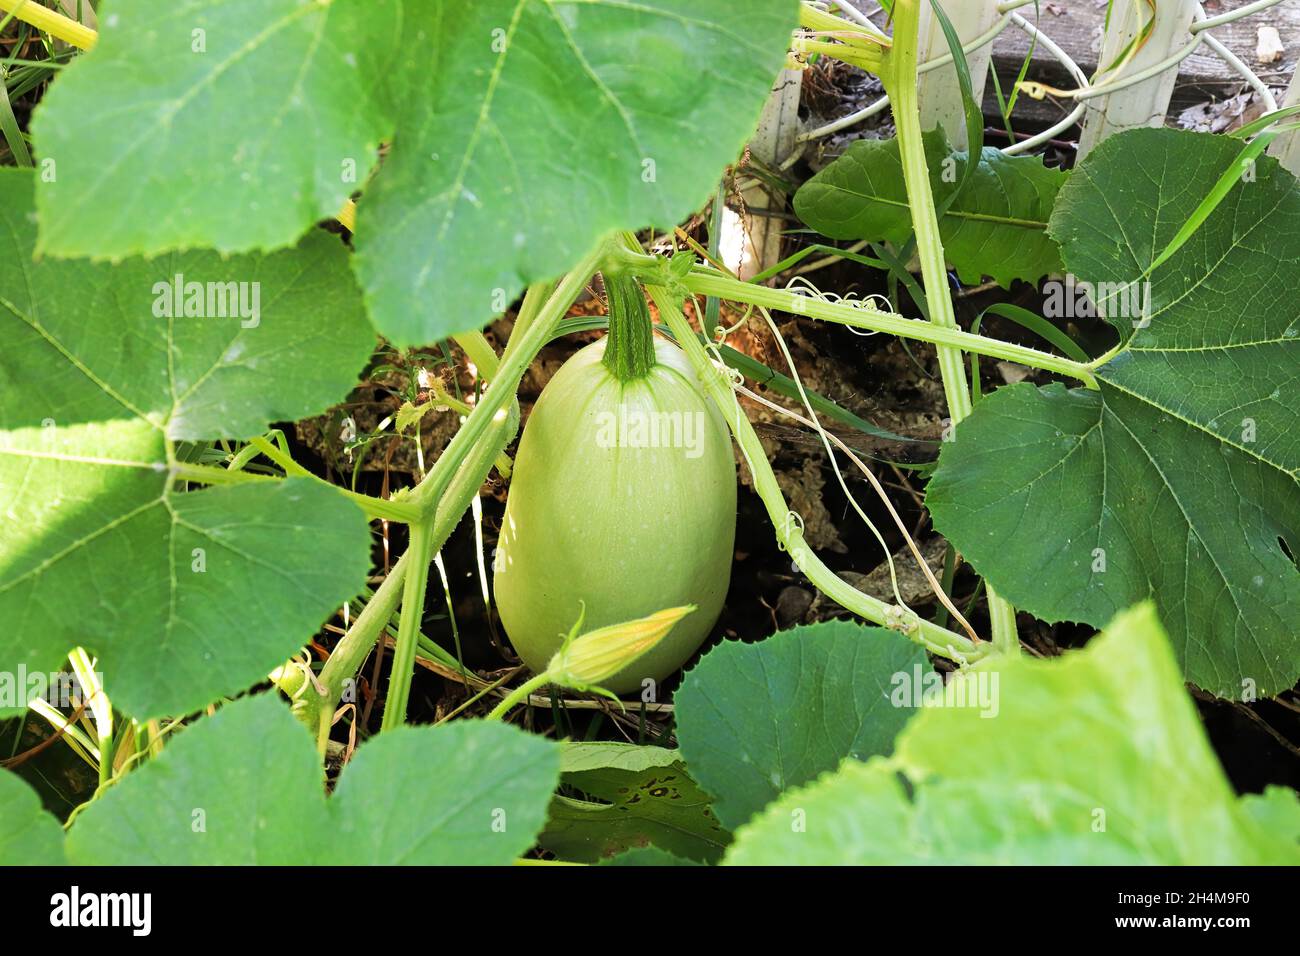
[1077,0,1199,157]
[986,1,1300,138]
[1268,68,1300,173]
[917,2,1003,146]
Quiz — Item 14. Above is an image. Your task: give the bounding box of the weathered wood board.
[987,0,1300,133]
[843,0,1300,136]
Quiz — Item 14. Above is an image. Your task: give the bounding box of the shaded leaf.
[0,770,65,865]
[539,742,727,863]
[675,620,928,830]
[794,129,1066,287]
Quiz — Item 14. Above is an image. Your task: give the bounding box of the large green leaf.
[794,129,1067,287]
[0,770,65,865]
[32,0,800,346]
[65,694,561,864]
[675,620,929,830]
[725,604,1300,865]
[326,721,560,865]
[353,0,799,345]
[0,168,375,719]
[32,0,399,258]
[66,695,327,864]
[538,742,727,863]
[929,129,1300,699]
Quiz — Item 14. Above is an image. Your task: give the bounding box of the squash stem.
[884,0,1020,655]
[299,398,519,745]
[380,525,435,731]
[601,271,656,382]
[485,672,552,721]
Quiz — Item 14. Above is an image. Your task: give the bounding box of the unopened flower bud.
[545,606,696,691]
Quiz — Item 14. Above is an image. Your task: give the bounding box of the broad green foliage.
[63,694,560,864]
[538,742,727,863]
[794,129,1066,287]
[0,770,65,865]
[33,0,801,345]
[675,620,928,830]
[725,605,1300,865]
[324,719,560,865]
[0,168,375,719]
[32,0,399,259]
[66,694,327,864]
[929,128,1300,699]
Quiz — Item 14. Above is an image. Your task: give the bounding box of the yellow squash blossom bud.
[544,606,697,692]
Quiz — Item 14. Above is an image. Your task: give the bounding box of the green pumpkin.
[494,335,736,694]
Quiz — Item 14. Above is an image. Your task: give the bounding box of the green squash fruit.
[494,335,736,694]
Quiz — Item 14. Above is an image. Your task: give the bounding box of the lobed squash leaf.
[928,128,1300,699]
[32,0,802,346]
[63,694,561,864]
[674,620,929,830]
[0,168,376,719]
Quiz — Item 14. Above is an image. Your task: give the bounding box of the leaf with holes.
[64,694,561,864]
[794,128,1067,287]
[538,742,728,863]
[725,605,1300,865]
[675,620,929,829]
[928,129,1300,699]
[32,0,801,346]
[0,168,375,719]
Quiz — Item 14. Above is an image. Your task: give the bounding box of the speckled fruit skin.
[494,336,736,694]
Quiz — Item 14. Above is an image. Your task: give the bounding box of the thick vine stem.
[678,267,1096,385]
[604,248,1096,385]
[381,524,436,729]
[298,552,408,749]
[297,397,520,746]
[369,246,601,730]
[452,331,501,380]
[408,254,599,520]
[885,0,1019,654]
